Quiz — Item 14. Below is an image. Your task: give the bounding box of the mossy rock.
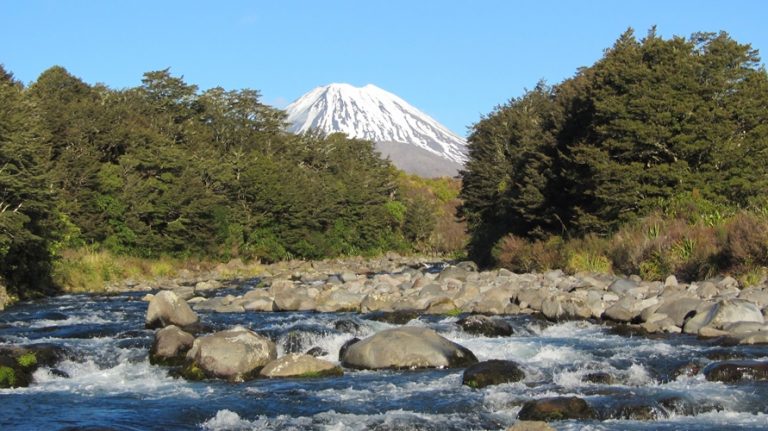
[0,366,17,388]
[17,352,37,368]
[179,362,207,381]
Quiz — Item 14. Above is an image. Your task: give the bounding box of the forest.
[460,29,768,281]
[0,66,461,299]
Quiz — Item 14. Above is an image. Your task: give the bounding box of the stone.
[541,297,565,321]
[697,299,764,330]
[149,325,194,365]
[517,396,597,421]
[244,297,276,312]
[664,275,678,288]
[145,290,199,330]
[608,278,638,296]
[194,280,222,292]
[315,290,363,312]
[455,261,479,272]
[655,297,705,327]
[437,266,470,282]
[457,315,514,337]
[338,338,360,361]
[184,327,277,381]
[339,272,358,283]
[704,361,768,383]
[259,354,342,378]
[506,421,556,431]
[341,326,477,370]
[462,359,525,388]
[273,288,316,311]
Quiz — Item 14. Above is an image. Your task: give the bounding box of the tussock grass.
[492,209,768,283]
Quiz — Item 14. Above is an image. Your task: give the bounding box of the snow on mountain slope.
[285,83,467,166]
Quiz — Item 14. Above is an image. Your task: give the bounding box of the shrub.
[493,234,564,273]
[722,212,768,269]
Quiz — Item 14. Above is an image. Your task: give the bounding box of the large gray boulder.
[184,327,276,381]
[259,354,342,378]
[341,326,478,370]
[149,325,194,365]
[145,290,199,329]
[688,299,764,336]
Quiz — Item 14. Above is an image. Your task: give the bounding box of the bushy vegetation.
[0,65,459,299]
[461,28,768,279]
[492,203,768,283]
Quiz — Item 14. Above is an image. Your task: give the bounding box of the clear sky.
[2,0,766,137]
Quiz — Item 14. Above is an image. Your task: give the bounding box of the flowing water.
[1,285,768,430]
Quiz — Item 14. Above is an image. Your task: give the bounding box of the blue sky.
[2,0,766,137]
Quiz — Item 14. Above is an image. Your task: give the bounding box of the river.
[1,282,767,430]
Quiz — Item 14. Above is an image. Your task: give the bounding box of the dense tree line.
[0,66,433,298]
[460,29,768,266]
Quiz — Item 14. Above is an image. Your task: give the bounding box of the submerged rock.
[462,359,525,388]
[183,327,276,381]
[259,354,342,378]
[517,396,597,421]
[704,360,768,383]
[145,291,199,330]
[582,371,615,385]
[341,327,477,370]
[457,315,514,337]
[363,310,421,325]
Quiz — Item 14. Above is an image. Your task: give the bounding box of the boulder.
[273,288,316,311]
[608,278,638,296]
[259,354,342,378]
[704,361,768,383]
[149,325,194,365]
[462,359,525,388]
[437,266,470,282]
[244,297,276,312]
[697,299,764,330]
[517,397,597,421]
[183,327,276,381]
[655,297,705,327]
[315,290,363,312]
[341,326,478,370]
[457,315,514,337]
[145,290,199,330]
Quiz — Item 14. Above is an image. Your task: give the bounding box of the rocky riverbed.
[2,256,768,430]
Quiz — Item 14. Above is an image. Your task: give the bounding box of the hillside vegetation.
[460,28,768,281]
[0,66,462,299]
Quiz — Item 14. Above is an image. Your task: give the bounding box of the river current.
[1,283,767,430]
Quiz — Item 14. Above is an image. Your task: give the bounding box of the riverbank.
[128,254,768,344]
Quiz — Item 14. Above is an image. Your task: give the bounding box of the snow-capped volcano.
[285,83,467,176]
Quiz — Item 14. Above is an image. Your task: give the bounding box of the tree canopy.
[1,66,440,298]
[460,29,768,266]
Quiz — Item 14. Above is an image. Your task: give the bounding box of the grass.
[53,248,264,293]
[492,208,768,283]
